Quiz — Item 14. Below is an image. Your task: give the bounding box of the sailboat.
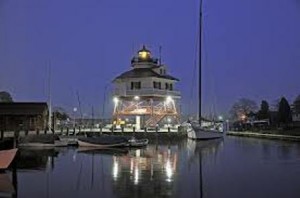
[186,0,223,140]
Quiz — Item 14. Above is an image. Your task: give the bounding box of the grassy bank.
[227,131,300,142]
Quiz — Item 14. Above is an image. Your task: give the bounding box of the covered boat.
[78,135,128,148]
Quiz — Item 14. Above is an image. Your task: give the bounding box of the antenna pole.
[159,45,162,65]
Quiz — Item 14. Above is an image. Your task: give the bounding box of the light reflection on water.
[4,136,300,198]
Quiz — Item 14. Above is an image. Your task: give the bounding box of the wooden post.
[25,130,29,136]
[133,127,136,133]
[168,127,170,133]
[121,126,124,134]
[0,130,3,140]
[100,126,102,134]
[155,126,159,133]
[14,131,19,148]
[37,129,40,135]
[144,127,147,133]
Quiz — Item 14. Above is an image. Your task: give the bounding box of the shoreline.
[227,131,300,142]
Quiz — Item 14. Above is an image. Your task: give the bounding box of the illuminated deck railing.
[113,89,181,98]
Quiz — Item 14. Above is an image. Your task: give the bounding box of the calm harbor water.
[4,136,300,198]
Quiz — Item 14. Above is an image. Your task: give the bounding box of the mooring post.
[14,130,19,148]
[144,127,147,133]
[133,126,136,133]
[168,127,170,133]
[0,130,3,140]
[121,126,124,134]
[37,129,40,135]
[155,126,159,133]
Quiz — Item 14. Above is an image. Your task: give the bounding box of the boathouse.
[0,102,48,131]
[112,46,181,129]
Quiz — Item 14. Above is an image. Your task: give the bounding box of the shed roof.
[0,102,48,115]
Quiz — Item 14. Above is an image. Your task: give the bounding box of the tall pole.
[48,60,52,132]
[198,0,203,125]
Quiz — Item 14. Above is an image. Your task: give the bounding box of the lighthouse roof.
[113,68,179,81]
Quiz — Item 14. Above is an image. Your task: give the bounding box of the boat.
[77,135,128,148]
[18,134,69,147]
[185,0,223,140]
[127,137,149,147]
[0,148,18,170]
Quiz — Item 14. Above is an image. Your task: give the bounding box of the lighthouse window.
[131,82,141,90]
[158,82,161,89]
[165,83,169,90]
[170,84,173,90]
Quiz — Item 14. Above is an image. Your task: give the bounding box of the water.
[4,137,300,198]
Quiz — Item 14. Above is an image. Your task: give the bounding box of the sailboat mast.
[198,0,203,124]
[48,60,52,132]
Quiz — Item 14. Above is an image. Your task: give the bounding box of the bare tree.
[229,98,258,121]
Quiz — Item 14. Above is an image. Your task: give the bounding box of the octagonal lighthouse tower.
[112,46,181,130]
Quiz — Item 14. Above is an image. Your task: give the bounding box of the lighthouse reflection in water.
[111,145,178,185]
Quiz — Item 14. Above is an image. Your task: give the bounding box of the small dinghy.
[78,135,128,148]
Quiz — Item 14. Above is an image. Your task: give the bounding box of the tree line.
[229,96,300,127]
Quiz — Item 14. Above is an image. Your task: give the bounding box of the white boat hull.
[187,126,223,140]
[18,140,69,147]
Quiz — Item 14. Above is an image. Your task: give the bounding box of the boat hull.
[18,140,69,147]
[187,127,223,140]
[77,140,127,148]
[0,148,18,169]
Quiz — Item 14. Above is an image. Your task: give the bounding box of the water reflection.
[9,137,300,198]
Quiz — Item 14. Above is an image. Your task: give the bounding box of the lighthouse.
[112,46,181,130]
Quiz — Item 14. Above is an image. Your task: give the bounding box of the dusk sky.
[0,0,300,118]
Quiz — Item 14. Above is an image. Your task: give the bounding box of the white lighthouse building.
[112,46,181,130]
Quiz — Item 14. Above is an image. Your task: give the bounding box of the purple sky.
[0,0,300,118]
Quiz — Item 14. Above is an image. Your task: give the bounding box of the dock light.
[134,96,140,100]
[241,115,246,120]
[218,116,223,121]
[166,96,173,104]
[167,118,171,123]
[113,97,119,104]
